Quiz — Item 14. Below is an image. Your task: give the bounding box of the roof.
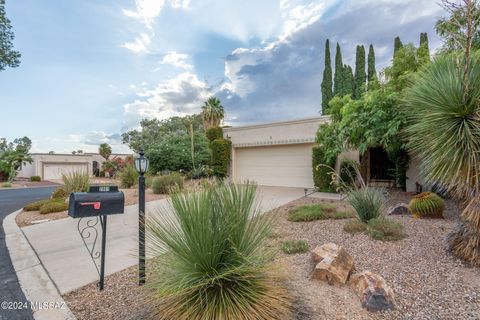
[223,116,330,132]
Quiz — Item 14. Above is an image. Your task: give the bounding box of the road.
[0,186,55,320]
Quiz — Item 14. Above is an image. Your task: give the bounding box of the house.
[17,152,131,180]
[224,116,423,193]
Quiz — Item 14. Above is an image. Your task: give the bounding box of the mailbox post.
[135,150,149,285]
[68,185,124,290]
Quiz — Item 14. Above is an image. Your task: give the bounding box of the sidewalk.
[20,186,305,294]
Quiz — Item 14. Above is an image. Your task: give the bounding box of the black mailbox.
[68,185,125,218]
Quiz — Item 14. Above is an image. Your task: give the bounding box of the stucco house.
[17,152,131,180]
[223,116,423,193]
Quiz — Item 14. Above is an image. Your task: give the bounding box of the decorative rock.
[311,243,355,285]
[350,271,395,312]
[387,203,410,215]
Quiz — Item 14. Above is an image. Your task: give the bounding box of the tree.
[393,36,403,57]
[385,44,420,92]
[0,0,21,71]
[99,143,112,160]
[0,136,32,182]
[418,32,431,65]
[367,44,377,87]
[353,45,366,99]
[343,64,354,96]
[201,96,225,129]
[333,43,344,96]
[321,39,333,114]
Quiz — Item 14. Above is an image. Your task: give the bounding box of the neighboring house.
[17,153,131,180]
[224,116,423,193]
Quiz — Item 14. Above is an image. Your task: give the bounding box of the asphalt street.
[0,186,55,320]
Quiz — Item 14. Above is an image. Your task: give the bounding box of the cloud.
[159,51,193,70]
[82,131,123,145]
[121,33,151,53]
[123,72,211,129]
[122,0,167,29]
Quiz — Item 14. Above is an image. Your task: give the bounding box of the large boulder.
[386,203,410,215]
[350,271,395,312]
[311,243,355,285]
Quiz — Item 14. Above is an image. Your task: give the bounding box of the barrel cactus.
[409,192,445,218]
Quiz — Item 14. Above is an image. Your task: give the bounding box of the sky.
[0,0,446,153]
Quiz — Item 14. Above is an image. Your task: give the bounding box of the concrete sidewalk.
[21,186,305,294]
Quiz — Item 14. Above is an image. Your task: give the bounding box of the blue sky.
[0,0,445,153]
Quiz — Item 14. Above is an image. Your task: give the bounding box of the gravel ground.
[62,193,480,320]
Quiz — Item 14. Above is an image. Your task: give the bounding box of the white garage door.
[234,144,315,188]
[43,163,88,180]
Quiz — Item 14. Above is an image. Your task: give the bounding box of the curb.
[4,210,76,320]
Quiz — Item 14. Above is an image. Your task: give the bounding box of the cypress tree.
[343,64,354,96]
[418,32,430,65]
[321,39,333,114]
[333,43,344,96]
[394,36,403,57]
[353,45,366,99]
[367,44,377,84]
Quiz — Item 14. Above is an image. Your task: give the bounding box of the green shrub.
[39,200,68,214]
[24,199,51,211]
[287,203,352,222]
[343,220,367,234]
[347,187,385,223]
[62,171,90,193]
[367,218,405,241]
[2,182,12,187]
[206,126,223,141]
[30,176,41,182]
[409,192,445,218]
[146,182,291,319]
[119,165,139,188]
[151,173,184,194]
[51,187,68,200]
[312,146,335,192]
[210,138,232,178]
[281,240,309,254]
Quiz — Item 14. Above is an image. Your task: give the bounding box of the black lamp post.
[134,149,149,285]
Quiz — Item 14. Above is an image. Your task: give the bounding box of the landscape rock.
[311,243,355,285]
[387,203,411,215]
[350,271,395,312]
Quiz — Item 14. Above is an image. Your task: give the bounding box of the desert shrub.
[146,182,291,319]
[343,220,367,234]
[281,240,309,254]
[51,187,68,200]
[62,171,90,193]
[409,192,445,218]
[39,200,68,214]
[151,173,184,194]
[210,138,232,178]
[367,218,405,241]
[119,165,139,188]
[24,199,51,211]
[188,165,214,180]
[30,176,41,182]
[287,203,352,222]
[206,126,223,141]
[312,146,335,192]
[347,187,385,223]
[2,182,12,187]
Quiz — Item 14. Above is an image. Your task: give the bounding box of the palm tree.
[201,96,224,129]
[98,143,112,161]
[403,53,480,265]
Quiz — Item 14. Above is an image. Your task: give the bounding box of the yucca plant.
[146,182,291,319]
[409,192,445,218]
[403,53,480,264]
[347,187,386,223]
[61,171,90,194]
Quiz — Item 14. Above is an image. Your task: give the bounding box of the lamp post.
[134,149,149,285]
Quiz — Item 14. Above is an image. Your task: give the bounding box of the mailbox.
[68,185,125,218]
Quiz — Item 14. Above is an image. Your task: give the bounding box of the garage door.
[43,163,88,180]
[234,144,315,188]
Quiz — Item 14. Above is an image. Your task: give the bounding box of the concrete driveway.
[20,186,305,294]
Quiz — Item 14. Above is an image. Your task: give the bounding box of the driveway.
[21,186,305,295]
[0,186,55,320]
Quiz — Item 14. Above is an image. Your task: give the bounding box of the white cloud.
[121,33,151,53]
[160,51,193,70]
[122,0,166,29]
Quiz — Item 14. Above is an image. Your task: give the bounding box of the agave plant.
[201,96,225,129]
[403,53,480,264]
[146,182,291,319]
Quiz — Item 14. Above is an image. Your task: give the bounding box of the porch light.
[134,150,149,174]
